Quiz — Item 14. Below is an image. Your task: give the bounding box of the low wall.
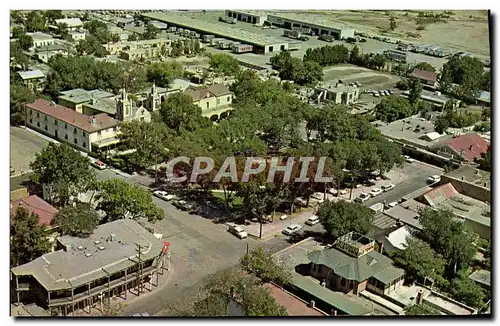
[10,188,29,201]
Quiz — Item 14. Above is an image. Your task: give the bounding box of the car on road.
[359,38,367,42]
[384,201,398,209]
[91,160,107,170]
[173,200,194,211]
[153,190,177,201]
[373,91,380,97]
[369,188,383,197]
[227,223,248,239]
[354,81,362,87]
[305,215,320,226]
[427,175,441,184]
[354,193,371,203]
[403,155,415,163]
[329,188,347,196]
[283,224,303,236]
[381,184,395,192]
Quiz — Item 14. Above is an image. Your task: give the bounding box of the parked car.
[427,175,441,184]
[306,215,320,226]
[283,224,303,236]
[91,160,107,170]
[369,188,383,197]
[318,35,334,42]
[354,81,362,87]
[280,214,288,220]
[359,38,367,42]
[174,200,194,211]
[403,155,415,163]
[227,223,248,239]
[373,92,380,97]
[388,89,394,94]
[384,201,398,209]
[354,193,371,203]
[153,190,177,201]
[381,184,395,192]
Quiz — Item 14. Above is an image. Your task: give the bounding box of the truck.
[219,16,236,24]
[232,43,254,53]
[283,30,309,41]
[202,34,215,43]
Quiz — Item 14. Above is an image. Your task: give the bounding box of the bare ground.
[323,64,401,90]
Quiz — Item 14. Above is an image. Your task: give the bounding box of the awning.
[92,137,120,148]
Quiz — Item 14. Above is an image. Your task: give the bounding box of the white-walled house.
[26,99,121,153]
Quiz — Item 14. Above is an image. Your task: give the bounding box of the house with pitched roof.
[410,69,437,87]
[26,99,120,153]
[17,70,46,92]
[184,83,233,112]
[11,195,58,231]
[433,133,489,162]
[308,232,405,297]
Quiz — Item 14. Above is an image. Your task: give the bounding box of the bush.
[416,24,426,31]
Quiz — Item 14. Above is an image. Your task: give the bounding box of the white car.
[381,184,395,192]
[403,155,415,163]
[91,160,107,170]
[280,214,288,220]
[427,175,441,184]
[153,190,177,201]
[373,92,380,97]
[227,223,248,239]
[283,224,303,236]
[369,188,383,197]
[328,188,348,196]
[354,193,371,203]
[311,192,324,200]
[384,201,398,209]
[306,215,320,226]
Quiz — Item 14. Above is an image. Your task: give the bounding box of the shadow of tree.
[287,230,333,246]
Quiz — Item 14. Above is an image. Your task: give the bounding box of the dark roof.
[264,283,326,316]
[308,247,394,282]
[27,99,119,133]
[436,133,489,161]
[11,195,58,227]
[372,266,405,284]
[411,69,437,83]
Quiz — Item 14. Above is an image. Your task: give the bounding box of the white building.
[27,32,56,48]
[17,70,46,92]
[26,99,120,153]
[54,18,84,31]
[70,31,86,41]
[224,10,267,26]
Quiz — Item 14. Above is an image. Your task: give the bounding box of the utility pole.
[135,243,146,297]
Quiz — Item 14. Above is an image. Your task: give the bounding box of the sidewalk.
[246,208,317,240]
[72,265,174,316]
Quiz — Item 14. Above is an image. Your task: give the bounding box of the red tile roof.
[411,69,437,83]
[27,99,119,133]
[11,195,58,227]
[264,283,326,316]
[437,133,489,161]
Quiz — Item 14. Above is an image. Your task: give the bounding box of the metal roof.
[18,70,45,80]
[267,12,351,32]
[11,219,165,291]
[372,266,405,284]
[141,12,289,47]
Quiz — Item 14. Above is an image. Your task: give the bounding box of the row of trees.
[270,51,323,85]
[433,100,482,133]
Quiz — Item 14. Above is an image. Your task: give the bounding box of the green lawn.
[211,191,243,207]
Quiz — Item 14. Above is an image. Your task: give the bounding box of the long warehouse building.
[141,12,300,55]
[267,12,355,40]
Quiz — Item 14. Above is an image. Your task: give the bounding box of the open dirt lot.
[293,10,490,58]
[323,64,401,90]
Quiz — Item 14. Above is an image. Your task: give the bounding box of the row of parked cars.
[354,183,395,203]
[152,190,194,212]
[370,89,394,97]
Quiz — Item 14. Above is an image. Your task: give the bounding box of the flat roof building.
[11,219,169,316]
[266,13,354,40]
[141,12,296,55]
[224,10,268,26]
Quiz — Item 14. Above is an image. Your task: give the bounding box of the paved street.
[10,127,49,175]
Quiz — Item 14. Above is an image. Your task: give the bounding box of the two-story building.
[25,99,120,154]
[27,32,56,48]
[69,31,86,42]
[54,18,84,31]
[34,44,69,63]
[17,70,46,92]
[183,83,234,119]
[316,82,360,105]
[104,39,171,61]
[11,219,169,316]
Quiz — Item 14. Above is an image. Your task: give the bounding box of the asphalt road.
[10,127,49,175]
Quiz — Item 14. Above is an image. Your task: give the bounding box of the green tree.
[44,10,64,24]
[393,237,446,282]
[53,202,100,237]
[25,11,47,32]
[418,208,477,276]
[375,96,413,122]
[146,61,184,88]
[159,93,211,134]
[349,45,361,64]
[404,304,440,315]
[408,77,423,106]
[11,26,25,39]
[10,84,35,123]
[476,145,491,171]
[83,19,115,44]
[376,139,403,175]
[11,206,52,267]
[439,56,484,101]
[239,247,292,285]
[143,22,160,40]
[128,33,139,41]
[56,22,70,40]
[450,270,486,308]
[30,143,96,207]
[209,53,240,76]
[389,17,397,30]
[96,179,163,223]
[17,34,33,51]
[413,62,436,72]
[118,121,171,173]
[317,200,374,239]
[76,35,108,57]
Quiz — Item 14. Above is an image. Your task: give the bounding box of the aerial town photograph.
[8,7,492,318]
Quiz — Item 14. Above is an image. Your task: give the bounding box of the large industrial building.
[266,13,355,40]
[141,12,299,55]
[224,10,267,26]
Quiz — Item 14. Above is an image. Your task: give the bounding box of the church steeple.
[116,88,132,121]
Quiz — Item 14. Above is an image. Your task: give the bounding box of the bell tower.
[116,88,132,121]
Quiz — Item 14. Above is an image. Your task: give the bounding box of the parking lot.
[10,127,50,176]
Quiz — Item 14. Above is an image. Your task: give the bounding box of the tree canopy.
[449,270,486,308]
[375,96,414,123]
[30,143,96,207]
[209,53,240,76]
[11,206,52,267]
[239,247,292,285]
[159,93,211,135]
[146,61,184,88]
[270,52,323,85]
[317,200,374,239]
[439,55,487,101]
[53,202,100,237]
[96,178,164,223]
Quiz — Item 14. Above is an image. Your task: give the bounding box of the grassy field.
[322,64,401,90]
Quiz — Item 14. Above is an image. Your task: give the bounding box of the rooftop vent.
[109,233,117,242]
[85,252,92,257]
[94,240,101,245]
[77,246,84,250]
[98,246,106,250]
